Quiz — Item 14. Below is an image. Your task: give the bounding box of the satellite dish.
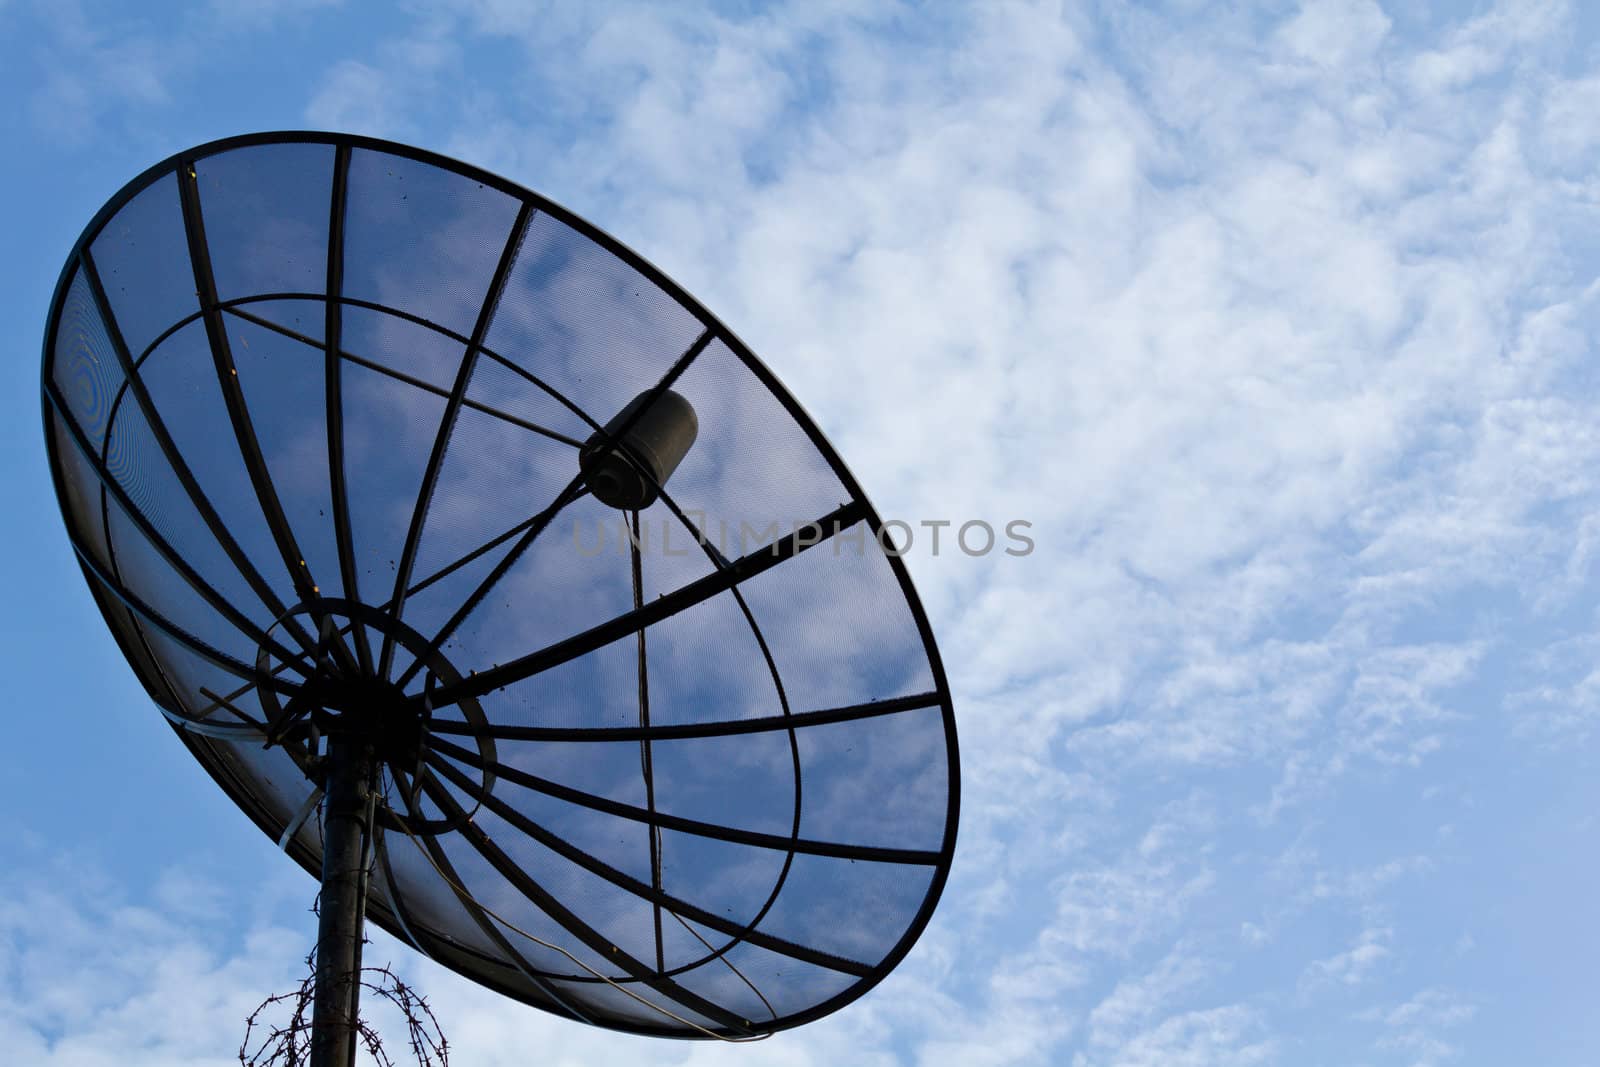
[41,131,958,1056]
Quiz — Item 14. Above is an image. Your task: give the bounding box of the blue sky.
[6,0,1600,1063]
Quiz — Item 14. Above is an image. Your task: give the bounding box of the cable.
[665,909,778,1024]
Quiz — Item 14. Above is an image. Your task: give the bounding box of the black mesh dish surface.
[40,132,958,1039]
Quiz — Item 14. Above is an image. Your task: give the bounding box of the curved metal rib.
[222,304,584,448]
[99,286,606,483]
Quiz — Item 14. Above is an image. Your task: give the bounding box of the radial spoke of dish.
[323,143,376,679]
[416,750,756,983]
[422,751,875,980]
[383,766,595,1024]
[414,767,775,1034]
[177,161,361,678]
[426,735,940,865]
[389,474,591,693]
[72,536,301,700]
[46,380,316,678]
[429,691,942,742]
[181,497,600,724]
[420,499,868,711]
[75,250,324,663]
[392,326,717,692]
[380,201,536,681]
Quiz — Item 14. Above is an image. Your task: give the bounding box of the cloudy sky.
[7,0,1600,1064]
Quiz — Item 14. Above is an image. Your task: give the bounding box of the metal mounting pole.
[310,732,375,1067]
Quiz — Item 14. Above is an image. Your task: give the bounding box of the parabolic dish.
[41,131,959,1038]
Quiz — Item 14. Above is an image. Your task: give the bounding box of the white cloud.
[21,0,173,146]
[274,0,1600,1058]
[1406,0,1569,95]
[13,0,353,147]
[1276,0,1393,70]
[1302,926,1392,988]
[0,857,306,1066]
[1085,945,1211,1045]
[1361,987,1477,1067]
[1076,1004,1275,1067]
[22,0,1600,1060]
[305,60,409,137]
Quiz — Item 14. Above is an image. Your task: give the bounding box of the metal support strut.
[310,732,376,1067]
